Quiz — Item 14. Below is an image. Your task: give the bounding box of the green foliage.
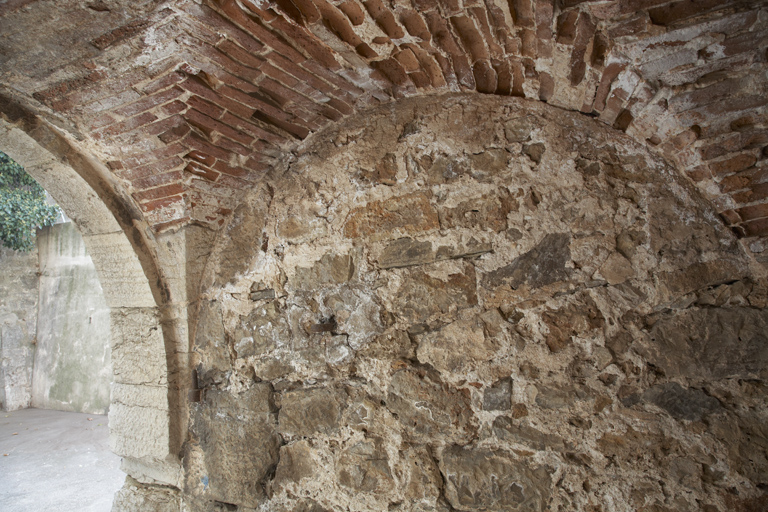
[0,151,61,251]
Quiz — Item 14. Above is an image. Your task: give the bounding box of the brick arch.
[0,92,189,489]
[6,0,764,256]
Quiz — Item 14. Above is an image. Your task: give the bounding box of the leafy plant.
[0,151,61,251]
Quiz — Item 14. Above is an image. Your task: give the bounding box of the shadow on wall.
[0,222,111,414]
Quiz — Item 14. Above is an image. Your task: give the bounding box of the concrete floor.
[0,408,124,512]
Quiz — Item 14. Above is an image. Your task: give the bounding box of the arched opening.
[0,103,187,507]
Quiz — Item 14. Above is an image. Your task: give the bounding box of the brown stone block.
[344,193,439,240]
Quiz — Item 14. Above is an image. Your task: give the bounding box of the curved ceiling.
[0,0,766,254]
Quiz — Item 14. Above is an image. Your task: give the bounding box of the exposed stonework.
[183,94,767,511]
[1,2,767,510]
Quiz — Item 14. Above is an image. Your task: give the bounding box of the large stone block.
[81,232,155,308]
[344,193,439,240]
[111,307,167,386]
[386,367,476,444]
[637,307,768,381]
[189,385,279,508]
[439,446,552,511]
[278,386,342,438]
[110,383,170,459]
[112,477,181,512]
[481,233,571,290]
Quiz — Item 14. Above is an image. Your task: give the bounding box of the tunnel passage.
[186,94,768,512]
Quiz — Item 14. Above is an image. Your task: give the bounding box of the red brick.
[185,162,220,181]
[743,218,768,237]
[252,110,310,139]
[187,151,217,167]
[710,153,758,176]
[451,15,490,62]
[181,1,265,54]
[214,133,253,157]
[736,203,768,222]
[162,100,188,116]
[141,71,186,95]
[217,39,266,70]
[139,194,184,213]
[152,216,191,232]
[732,183,768,204]
[213,160,250,178]
[95,112,158,139]
[183,132,233,162]
[509,0,534,28]
[720,209,742,224]
[119,156,185,181]
[648,0,733,27]
[123,143,186,168]
[91,9,173,50]
[685,165,710,182]
[556,11,579,45]
[132,170,184,191]
[593,63,625,112]
[179,77,255,118]
[268,15,339,69]
[158,123,191,144]
[133,182,185,202]
[220,111,288,145]
[373,58,410,86]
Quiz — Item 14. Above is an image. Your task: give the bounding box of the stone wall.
[0,245,38,411]
[32,222,111,415]
[181,94,767,512]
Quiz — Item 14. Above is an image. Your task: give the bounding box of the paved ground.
[0,408,124,512]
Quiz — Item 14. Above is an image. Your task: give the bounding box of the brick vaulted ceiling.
[1,0,767,251]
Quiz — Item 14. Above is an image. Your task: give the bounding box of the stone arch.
[185,93,768,511]
[0,92,188,491]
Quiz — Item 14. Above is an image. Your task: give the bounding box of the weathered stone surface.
[504,116,535,143]
[439,445,552,511]
[112,477,181,512]
[492,416,565,451]
[483,378,513,411]
[416,314,498,374]
[426,155,469,185]
[377,238,434,269]
[190,386,279,507]
[402,446,443,506]
[535,383,590,409]
[292,253,355,289]
[211,186,271,286]
[193,301,229,379]
[272,440,317,492]
[337,437,393,495]
[598,251,635,284]
[542,295,604,353]
[387,262,477,325]
[344,193,439,240]
[278,387,342,438]
[522,143,546,163]
[638,308,768,381]
[482,234,571,290]
[387,368,476,444]
[439,192,515,232]
[641,383,722,422]
[109,383,170,459]
[234,301,290,358]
